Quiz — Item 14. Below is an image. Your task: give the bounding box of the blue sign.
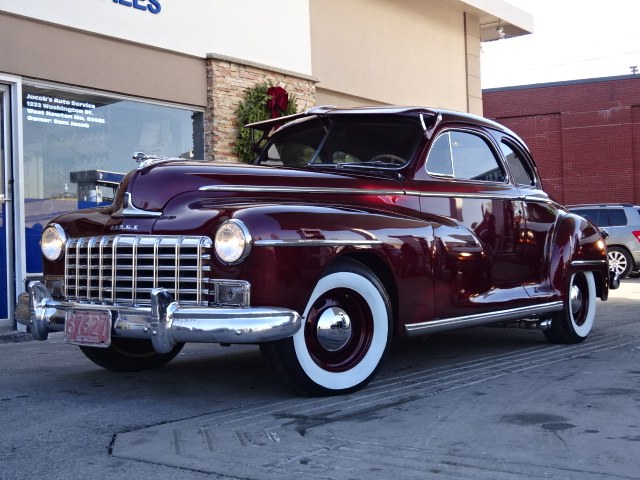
[113,0,161,15]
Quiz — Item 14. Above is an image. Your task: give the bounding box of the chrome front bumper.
[16,281,302,353]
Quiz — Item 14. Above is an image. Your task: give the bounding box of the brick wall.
[205,54,317,163]
[483,76,640,206]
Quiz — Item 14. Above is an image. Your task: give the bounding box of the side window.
[449,131,505,182]
[607,209,627,227]
[573,209,600,226]
[426,133,454,176]
[499,140,535,186]
[426,131,505,182]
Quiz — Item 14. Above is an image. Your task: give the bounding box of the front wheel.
[261,260,392,395]
[80,338,184,372]
[544,271,596,344]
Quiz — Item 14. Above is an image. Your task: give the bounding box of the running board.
[404,302,563,337]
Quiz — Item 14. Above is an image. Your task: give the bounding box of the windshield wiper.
[336,161,403,169]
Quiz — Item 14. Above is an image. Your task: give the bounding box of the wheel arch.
[333,251,400,334]
[550,211,609,301]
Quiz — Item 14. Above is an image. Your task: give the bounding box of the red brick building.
[483,75,640,206]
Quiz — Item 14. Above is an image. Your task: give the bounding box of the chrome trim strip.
[404,301,563,337]
[571,260,607,267]
[254,239,382,247]
[200,185,553,203]
[119,192,163,218]
[199,185,405,196]
[405,190,520,200]
[523,195,553,203]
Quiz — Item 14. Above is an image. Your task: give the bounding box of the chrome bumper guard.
[16,281,302,353]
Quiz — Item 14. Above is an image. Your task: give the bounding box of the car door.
[496,134,561,302]
[414,126,529,319]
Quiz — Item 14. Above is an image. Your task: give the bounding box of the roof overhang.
[454,0,534,41]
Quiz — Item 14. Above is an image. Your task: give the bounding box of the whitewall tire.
[261,260,392,395]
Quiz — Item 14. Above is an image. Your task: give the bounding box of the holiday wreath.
[235,83,297,163]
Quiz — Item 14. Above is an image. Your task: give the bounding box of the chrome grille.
[64,235,212,306]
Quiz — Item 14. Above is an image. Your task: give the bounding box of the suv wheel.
[608,246,633,278]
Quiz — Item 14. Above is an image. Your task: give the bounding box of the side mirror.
[600,229,610,239]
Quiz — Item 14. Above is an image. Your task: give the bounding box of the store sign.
[24,94,107,130]
[113,0,161,15]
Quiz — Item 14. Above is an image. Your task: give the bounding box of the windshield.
[256,115,423,169]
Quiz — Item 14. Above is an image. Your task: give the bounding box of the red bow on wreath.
[266,86,289,119]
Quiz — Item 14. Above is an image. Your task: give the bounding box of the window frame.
[498,137,538,188]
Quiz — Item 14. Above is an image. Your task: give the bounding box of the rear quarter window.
[607,209,627,227]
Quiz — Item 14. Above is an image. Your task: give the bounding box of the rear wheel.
[261,260,392,395]
[544,271,596,344]
[80,338,184,372]
[608,247,633,278]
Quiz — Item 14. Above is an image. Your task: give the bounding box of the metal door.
[0,85,12,325]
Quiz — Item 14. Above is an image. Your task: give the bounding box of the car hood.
[122,161,406,212]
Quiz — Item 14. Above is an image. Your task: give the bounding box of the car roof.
[246,105,520,140]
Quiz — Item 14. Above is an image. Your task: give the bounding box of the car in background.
[568,204,640,278]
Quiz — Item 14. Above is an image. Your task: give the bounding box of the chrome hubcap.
[316,307,352,352]
[570,284,583,315]
[608,252,627,275]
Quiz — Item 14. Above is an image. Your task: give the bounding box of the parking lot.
[1,279,639,480]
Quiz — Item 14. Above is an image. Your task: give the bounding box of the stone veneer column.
[205,54,318,163]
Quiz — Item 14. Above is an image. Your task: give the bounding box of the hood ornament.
[132,151,173,170]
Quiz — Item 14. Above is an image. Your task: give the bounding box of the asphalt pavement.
[1,280,639,479]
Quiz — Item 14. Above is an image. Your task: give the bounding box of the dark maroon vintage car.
[17,106,617,395]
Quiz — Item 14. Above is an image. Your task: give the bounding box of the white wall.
[0,0,312,74]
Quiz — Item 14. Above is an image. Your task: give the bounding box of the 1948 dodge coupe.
[16,106,618,395]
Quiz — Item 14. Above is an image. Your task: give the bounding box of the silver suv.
[568,204,640,278]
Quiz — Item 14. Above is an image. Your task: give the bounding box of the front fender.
[231,204,435,325]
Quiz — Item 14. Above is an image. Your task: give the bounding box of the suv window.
[608,209,628,227]
[427,131,505,183]
[499,140,535,186]
[572,209,600,225]
[572,208,628,227]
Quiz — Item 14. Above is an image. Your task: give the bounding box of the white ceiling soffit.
[457,0,534,41]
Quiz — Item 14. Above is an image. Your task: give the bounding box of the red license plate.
[65,309,112,348]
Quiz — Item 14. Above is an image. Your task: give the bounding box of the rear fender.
[549,212,609,301]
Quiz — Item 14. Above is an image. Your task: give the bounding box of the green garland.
[235,82,297,163]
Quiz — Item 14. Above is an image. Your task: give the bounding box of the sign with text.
[113,0,161,15]
[25,94,107,130]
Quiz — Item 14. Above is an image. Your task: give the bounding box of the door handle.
[0,193,10,204]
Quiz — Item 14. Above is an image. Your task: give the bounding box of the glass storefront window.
[22,83,205,273]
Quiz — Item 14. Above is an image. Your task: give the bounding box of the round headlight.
[41,224,67,261]
[215,219,252,264]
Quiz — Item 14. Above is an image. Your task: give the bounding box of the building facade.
[483,75,640,207]
[0,0,530,329]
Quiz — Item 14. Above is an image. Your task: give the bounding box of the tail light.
[633,231,640,243]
